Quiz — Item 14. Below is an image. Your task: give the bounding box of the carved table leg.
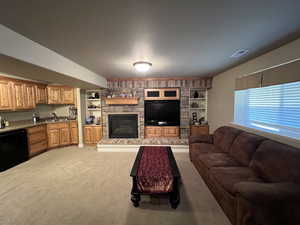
[131,193,141,207]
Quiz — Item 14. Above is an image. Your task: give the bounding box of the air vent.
[231,49,249,58]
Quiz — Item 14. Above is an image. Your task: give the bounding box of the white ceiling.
[1,0,300,79]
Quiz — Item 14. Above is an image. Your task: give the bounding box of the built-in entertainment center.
[144,88,180,138]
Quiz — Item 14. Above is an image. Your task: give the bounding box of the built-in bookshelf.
[85,90,102,125]
[189,88,208,125]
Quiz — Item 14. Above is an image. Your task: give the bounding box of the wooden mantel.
[105,97,139,105]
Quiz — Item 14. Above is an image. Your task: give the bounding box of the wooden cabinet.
[145,126,162,137]
[47,86,62,104]
[27,125,48,157]
[11,81,36,110]
[84,125,102,145]
[60,127,71,145]
[70,121,78,144]
[0,79,13,110]
[61,87,75,104]
[163,126,180,137]
[24,84,36,109]
[145,126,180,138]
[47,86,75,105]
[190,125,209,136]
[12,82,25,110]
[47,129,60,148]
[47,122,73,148]
[35,85,47,104]
[145,88,180,100]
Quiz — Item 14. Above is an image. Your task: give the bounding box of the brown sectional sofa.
[189,126,300,225]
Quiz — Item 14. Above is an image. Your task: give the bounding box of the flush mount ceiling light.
[133,61,152,72]
[230,49,249,58]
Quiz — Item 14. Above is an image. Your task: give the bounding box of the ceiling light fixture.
[133,61,152,72]
[231,49,249,58]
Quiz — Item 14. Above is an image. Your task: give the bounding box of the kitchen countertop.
[0,119,77,134]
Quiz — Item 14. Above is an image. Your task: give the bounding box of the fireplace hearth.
[108,114,138,138]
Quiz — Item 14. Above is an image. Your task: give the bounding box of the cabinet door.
[61,87,74,104]
[12,82,25,109]
[24,84,36,109]
[0,80,13,110]
[145,126,162,138]
[161,88,180,100]
[47,129,60,148]
[47,86,61,104]
[70,127,78,144]
[60,127,71,145]
[190,125,209,136]
[84,127,93,144]
[93,127,102,143]
[163,126,179,137]
[36,85,47,104]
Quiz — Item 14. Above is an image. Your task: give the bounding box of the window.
[234,81,300,140]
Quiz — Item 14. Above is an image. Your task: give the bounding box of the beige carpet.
[0,146,230,225]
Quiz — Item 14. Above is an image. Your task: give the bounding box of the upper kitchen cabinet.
[47,86,75,105]
[35,84,47,104]
[47,86,61,104]
[0,79,13,111]
[61,87,75,104]
[24,83,36,109]
[11,81,36,110]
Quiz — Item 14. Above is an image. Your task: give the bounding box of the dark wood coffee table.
[130,146,181,209]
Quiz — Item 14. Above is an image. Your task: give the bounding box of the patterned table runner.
[137,146,173,193]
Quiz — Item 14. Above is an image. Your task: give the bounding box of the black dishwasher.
[0,129,29,172]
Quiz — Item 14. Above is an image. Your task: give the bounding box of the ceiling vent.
[231,49,249,58]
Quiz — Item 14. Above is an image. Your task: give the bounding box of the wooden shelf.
[105,97,139,105]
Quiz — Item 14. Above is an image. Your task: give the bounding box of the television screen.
[145,100,180,126]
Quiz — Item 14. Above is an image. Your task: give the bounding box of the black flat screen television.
[145,100,180,126]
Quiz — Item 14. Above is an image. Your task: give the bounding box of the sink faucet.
[51,112,59,121]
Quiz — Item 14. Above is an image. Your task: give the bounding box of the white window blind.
[234,81,300,140]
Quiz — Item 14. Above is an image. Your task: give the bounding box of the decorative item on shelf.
[193,91,199,98]
[95,92,100,99]
[86,115,95,124]
[199,92,205,98]
[191,112,198,125]
[96,117,101,125]
[191,102,199,108]
[199,117,205,125]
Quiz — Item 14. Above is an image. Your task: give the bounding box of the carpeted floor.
[0,146,230,225]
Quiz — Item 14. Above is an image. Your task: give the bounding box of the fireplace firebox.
[108,114,138,138]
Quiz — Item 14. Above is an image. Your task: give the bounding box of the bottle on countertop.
[0,116,5,129]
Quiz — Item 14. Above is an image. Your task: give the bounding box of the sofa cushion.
[198,153,241,169]
[213,126,241,152]
[210,167,263,195]
[190,143,222,160]
[230,132,265,166]
[250,140,300,184]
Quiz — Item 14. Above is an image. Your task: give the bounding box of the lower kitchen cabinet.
[83,125,102,145]
[70,121,79,144]
[27,125,48,157]
[47,122,77,149]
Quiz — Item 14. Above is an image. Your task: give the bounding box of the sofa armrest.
[189,134,213,144]
[235,182,300,205]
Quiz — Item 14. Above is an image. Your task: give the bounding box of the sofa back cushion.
[250,140,300,184]
[213,126,241,152]
[230,132,265,166]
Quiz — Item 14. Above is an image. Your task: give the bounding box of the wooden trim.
[105,97,139,105]
[107,76,212,81]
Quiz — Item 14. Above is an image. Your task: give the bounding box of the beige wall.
[208,38,300,148]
